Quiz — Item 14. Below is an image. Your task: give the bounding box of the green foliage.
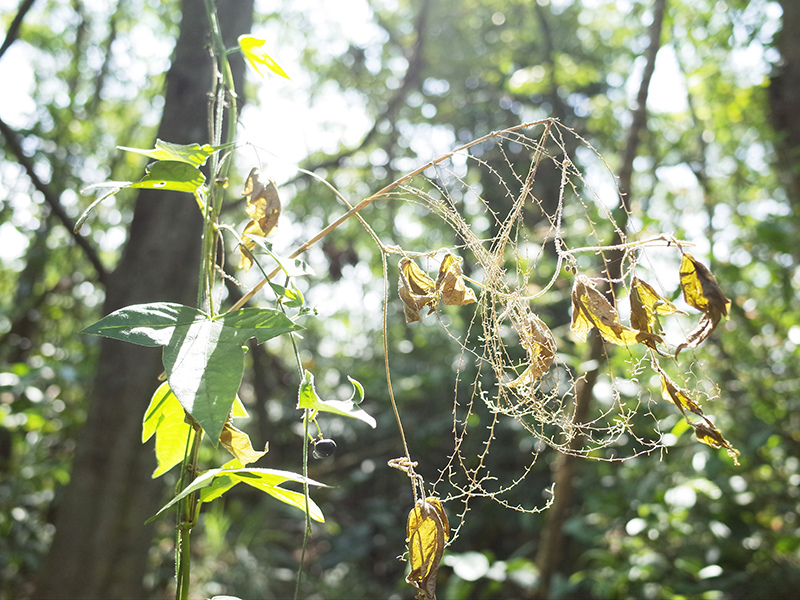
[297,370,375,429]
[152,459,326,524]
[84,303,301,443]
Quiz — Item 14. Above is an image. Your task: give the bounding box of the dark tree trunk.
[33,1,253,598]
[770,0,800,225]
[532,0,666,596]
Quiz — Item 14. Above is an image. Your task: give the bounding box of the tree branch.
[0,0,36,60]
[295,0,432,175]
[0,115,108,285]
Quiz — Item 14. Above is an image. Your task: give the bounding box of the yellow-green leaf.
[129,160,206,194]
[142,381,191,478]
[238,35,290,80]
[406,497,449,600]
[297,370,376,428]
[117,139,230,167]
[150,463,326,524]
[219,422,268,465]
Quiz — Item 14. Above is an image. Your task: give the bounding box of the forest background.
[1,0,799,599]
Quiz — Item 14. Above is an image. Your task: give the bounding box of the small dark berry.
[312,438,337,459]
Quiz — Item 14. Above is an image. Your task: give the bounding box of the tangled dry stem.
[360,119,713,523]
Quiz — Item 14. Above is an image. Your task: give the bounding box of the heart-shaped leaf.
[84,302,301,443]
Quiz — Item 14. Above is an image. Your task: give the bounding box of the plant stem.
[175,424,202,600]
[175,3,238,597]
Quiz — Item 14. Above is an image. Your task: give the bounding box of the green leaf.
[238,35,291,80]
[297,370,375,428]
[266,279,305,308]
[117,139,232,167]
[150,463,325,523]
[81,302,205,346]
[216,307,301,343]
[129,160,206,194]
[142,381,191,478]
[84,303,301,443]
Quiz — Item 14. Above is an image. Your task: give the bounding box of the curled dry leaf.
[406,497,449,600]
[675,254,731,356]
[219,421,268,465]
[435,253,477,306]
[504,300,556,387]
[398,253,476,323]
[570,277,659,347]
[630,277,683,356]
[398,258,438,323]
[660,374,704,420]
[694,422,741,464]
[659,371,740,464]
[238,168,282,270]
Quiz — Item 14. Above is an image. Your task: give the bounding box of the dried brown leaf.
[406,497,449,600]
[659,374,704,419]
[693,422,740,465]
[675,254,730,356]
[571,278,659,347]
[238,168,281,270]
[398,254,477,323]
[630,277,682,333]
[505,309,556,387]
[658,372,740,464]
[435,253,477,306]
[398,258,438,323]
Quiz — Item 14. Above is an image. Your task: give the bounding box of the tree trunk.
[33,1,253,598]
[532,0,666,596]
[770,0,800,223]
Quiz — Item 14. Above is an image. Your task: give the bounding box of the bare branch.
[0,115,109,284]
[0,0,36,60]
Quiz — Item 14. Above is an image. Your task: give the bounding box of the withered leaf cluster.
[238,168,282,270]
[398,253,477,323]
[406,497,449,600]
[569,254,738,461]
[571,276,662,348]
[570,254,729,357]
